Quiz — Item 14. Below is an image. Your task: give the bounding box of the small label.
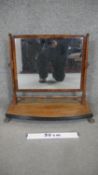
[27,132,79,140]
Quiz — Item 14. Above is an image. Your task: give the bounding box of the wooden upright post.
[9,34,17,104]
[81,34,89,104]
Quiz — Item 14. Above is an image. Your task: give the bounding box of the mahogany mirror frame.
[6,33,93,121]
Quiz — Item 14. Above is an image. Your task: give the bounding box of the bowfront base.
[6,100,93,121]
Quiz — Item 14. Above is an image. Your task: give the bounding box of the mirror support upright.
[9,34,17,104]
[81,34,89,104]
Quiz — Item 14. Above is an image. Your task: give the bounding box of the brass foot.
[88,118,95,123]
[4,117,11,123]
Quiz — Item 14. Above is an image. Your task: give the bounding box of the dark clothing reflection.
[37,39,69,82]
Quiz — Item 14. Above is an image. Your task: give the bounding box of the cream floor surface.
[18,73,81,89]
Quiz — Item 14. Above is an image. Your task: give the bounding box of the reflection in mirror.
[15,37,83,89]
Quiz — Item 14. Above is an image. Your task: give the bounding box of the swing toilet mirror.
[6,33,93,121]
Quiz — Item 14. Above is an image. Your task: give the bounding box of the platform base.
[6,100,93,121]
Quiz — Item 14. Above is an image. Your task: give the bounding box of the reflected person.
[37,39,69,82]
